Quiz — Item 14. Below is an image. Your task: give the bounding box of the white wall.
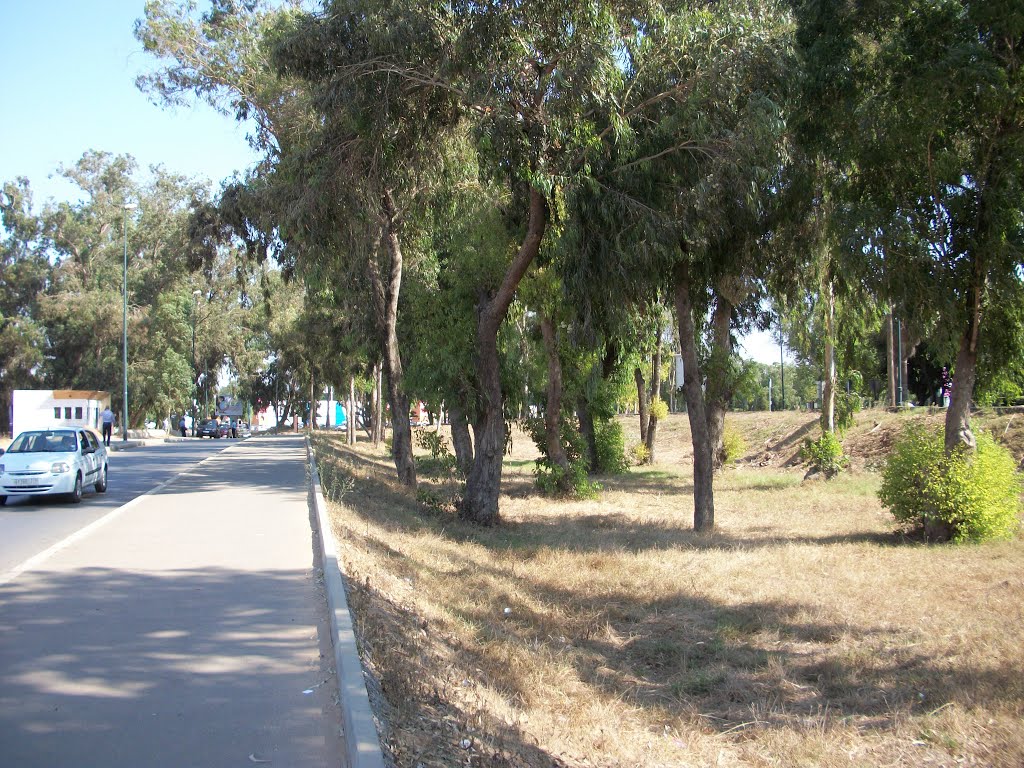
[13,390,109,435]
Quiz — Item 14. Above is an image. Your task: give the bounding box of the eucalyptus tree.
[0,179,50,434]
[571,1,799,530]
[793,0,1024,454]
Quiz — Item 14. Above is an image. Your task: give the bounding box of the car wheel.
[95,464,108,493]
[0,495,6,507]
[69,473,83,504]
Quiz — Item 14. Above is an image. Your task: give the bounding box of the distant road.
[0,439,235,577]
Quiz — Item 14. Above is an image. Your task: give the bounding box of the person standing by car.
[179,416,187,437]
[100,405,115,446]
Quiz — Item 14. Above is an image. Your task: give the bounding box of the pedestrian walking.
[179,416,187,438]
[100,405,115,446]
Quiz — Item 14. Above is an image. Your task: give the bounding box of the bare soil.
[312,407,1024,768]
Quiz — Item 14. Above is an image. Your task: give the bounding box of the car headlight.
[51,462,71,474]
[0,464,4,474]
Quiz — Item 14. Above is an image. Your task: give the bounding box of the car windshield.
[8,431,79,453]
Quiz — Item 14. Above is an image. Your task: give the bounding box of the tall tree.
[793,0,1024,455]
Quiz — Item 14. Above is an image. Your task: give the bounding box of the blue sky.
[0,0,259,206]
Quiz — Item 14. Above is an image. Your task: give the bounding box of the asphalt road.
[0,434,346,767]
[0,438,234,578]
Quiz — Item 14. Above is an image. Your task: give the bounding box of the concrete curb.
[306,437,386,768]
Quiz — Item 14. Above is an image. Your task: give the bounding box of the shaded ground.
[312,409,1024,768]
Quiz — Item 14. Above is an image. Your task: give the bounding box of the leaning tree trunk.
[368,191,416,487]
[644,323,663,463]
[674,263,715,532]
[461,188,547,524]
[540,315,571,488]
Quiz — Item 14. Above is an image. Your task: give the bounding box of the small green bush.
[630,442,650,466]
[800,431,848,477]
[879,425,1022,543]
[594,419,629,474]
[835,390,862,433]
[523,416,599,498]
[722,427,747,465]
[649,398,669,421]
[414,429,459,476]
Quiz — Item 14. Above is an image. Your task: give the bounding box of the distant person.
[100,406,115,446]
[179,416,187,438]
[231,420,237,439]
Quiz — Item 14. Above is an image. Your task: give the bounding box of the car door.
[78,430,99,485]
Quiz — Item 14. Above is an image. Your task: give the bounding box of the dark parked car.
[196,419,221,438]
[217,421,232,438]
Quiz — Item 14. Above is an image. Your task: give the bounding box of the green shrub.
[594,419,629,474]
[879,425,1022,542]
[523,416,600,498]
[800,431,848,477]
[835,390,862,433]
[722,427,747,465]
[649,398,669,420]
[630,442,650,466]
[414,429,459,477]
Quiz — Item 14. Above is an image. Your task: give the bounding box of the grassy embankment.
[311,408,1024,768]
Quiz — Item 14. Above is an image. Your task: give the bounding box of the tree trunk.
[374,363,384,445]
[460,187,547,524]
[644,324,663,463]
[367,191,416,487]
[370,362,380,445]
[348,376,356,445]
[885,311,897,407]
[635,367,649,445]
[540,315,571,488]
[448,394,474,477]
[821,278,836,433]
[944,264,983,456]
[1,389,11,435]
[705,294,735,470]
[309,376,317,431]
[674,264,715,532]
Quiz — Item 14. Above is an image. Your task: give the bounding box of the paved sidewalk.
[0,435,347,768]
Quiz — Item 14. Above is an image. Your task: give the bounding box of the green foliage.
[835,389,862,433]
[722,427,747,465]
[629,442,651,466]
[879,426,1022,543]
[800,431,848,477]
[649,398,669,421]
[594,419,628,475]
[414,429,459,477]
[523,416,600,499]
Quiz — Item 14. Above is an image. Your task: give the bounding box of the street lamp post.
[122,202,138,441]
[192,290,202,436]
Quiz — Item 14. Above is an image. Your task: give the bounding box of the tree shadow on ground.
[0,565,343,768]
[313,438,1023,764]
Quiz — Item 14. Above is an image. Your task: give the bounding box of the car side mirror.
[0,448,5,456]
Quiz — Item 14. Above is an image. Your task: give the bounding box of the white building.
[12,390,111,435]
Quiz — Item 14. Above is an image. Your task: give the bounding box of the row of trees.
[60,0,1015,533]
[0,150,329,436]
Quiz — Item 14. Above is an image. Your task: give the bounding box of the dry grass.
[312,408,1024,768]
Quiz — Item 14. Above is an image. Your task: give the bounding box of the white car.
[0,428,108,505]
